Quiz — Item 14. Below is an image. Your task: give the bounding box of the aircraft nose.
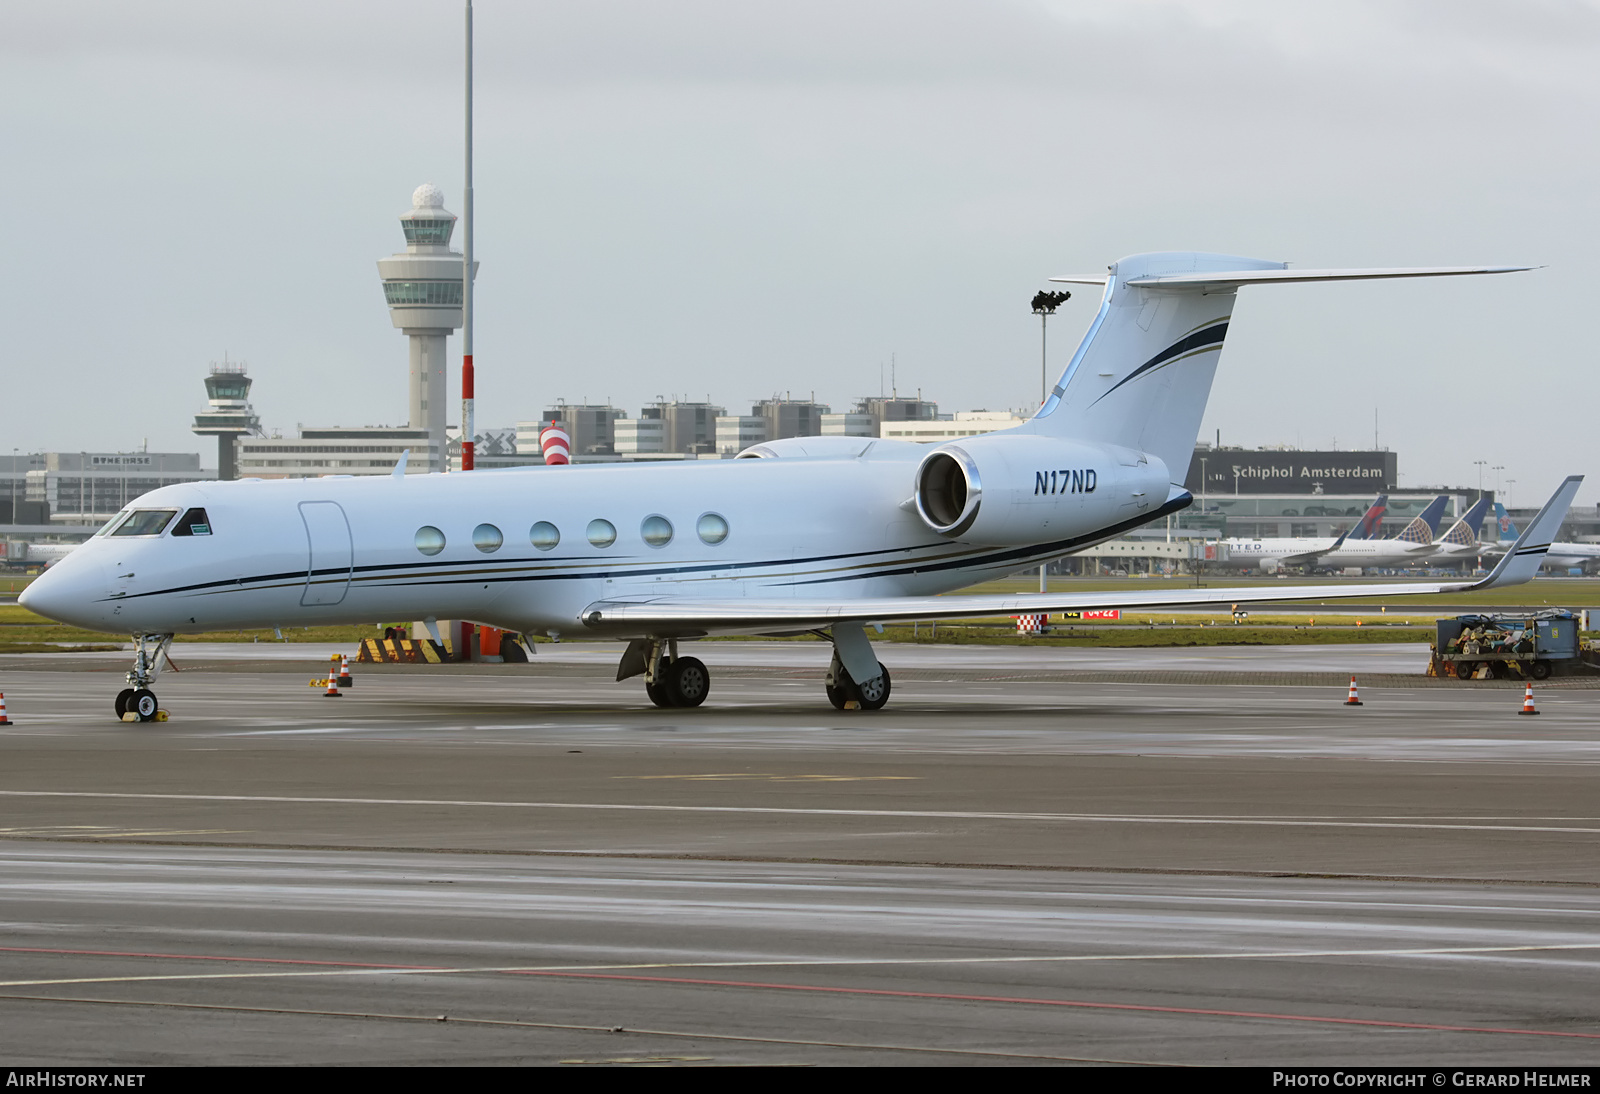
[18,559,104,630]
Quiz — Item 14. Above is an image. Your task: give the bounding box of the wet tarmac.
[0,642,1596,1065]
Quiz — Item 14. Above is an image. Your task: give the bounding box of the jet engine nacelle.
[913,434,1171,546]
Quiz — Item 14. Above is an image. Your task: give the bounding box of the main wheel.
[645,678,676,708]
[1530,660,1553,680]
[114,688,136,718]
[855,663,892,711]
[130,689,159,722]
[664,657,710,708]
[828,662,892,711]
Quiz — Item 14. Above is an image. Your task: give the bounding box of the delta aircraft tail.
[1349,495,1388,540]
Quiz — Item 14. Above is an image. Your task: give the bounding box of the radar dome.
[411,183,445,209]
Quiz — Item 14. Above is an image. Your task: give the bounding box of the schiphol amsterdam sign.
[1184,450,1398,496]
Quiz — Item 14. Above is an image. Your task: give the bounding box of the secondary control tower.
[191,357,261,481]
[377,184,478,471]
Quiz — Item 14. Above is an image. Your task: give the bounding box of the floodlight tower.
[377,184,477,472]
[191,356,261,481]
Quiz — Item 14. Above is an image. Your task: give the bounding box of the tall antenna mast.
[460,0,476,471]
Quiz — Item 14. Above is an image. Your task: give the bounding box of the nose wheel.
[117,634,174,723]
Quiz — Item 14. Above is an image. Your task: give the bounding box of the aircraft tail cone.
[1519,683,1540,716]
[1344,677,1364,706]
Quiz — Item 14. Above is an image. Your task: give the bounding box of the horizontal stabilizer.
[1114,266,1534,289]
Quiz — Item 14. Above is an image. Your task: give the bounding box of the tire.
[114,688,136,718]
[825,682,850,710]
[855,663,892,711]
[645,679,676,708]
[664,657,710,708]
[1530,660,1553,681]
[1455,661,1477,681]
[130,689,158,721]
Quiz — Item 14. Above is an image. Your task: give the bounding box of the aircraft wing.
[581,478,1580,635]
[1276,529,1348,566]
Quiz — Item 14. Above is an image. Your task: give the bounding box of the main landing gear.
[824,623,891,711]
[116,634,173,722]
[618,639,711,708]
[615,623,893,711]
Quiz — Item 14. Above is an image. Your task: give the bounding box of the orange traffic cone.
[337,654,353,688]
[323,674,341,698]
[1344,677,1363,706]
[1518,683,1540,716]
[0,692,11,725]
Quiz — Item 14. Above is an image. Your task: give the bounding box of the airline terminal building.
[1179,445,1469,541]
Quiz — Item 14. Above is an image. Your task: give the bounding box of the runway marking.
[3,941,1599,988]
[1,959,1595,1043]
[512,970,1600,1041]
[0,826,245,838]
[613,774,920,783]
[0,995,1168,1066]
[2,790,1598,835]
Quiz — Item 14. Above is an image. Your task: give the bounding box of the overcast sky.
[3,1,1596,504]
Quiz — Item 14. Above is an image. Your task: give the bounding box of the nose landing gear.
[117,634,174,722]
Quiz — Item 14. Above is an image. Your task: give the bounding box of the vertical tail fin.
[1352,495,1388,540]
[1393,495,1450,545]
[1018,256,1528,492]
[1021,252,1283,479]
[1439,497,1490,547]
[1495,502,1520,543]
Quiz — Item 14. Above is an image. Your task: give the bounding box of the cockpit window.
[109,509,178,537]
[96,511,132,537]
[170,508,213,537]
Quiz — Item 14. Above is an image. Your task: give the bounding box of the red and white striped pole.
[539,425,571,465]
[459,0,475,472]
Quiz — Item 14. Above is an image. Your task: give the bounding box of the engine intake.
[915,448,982,536]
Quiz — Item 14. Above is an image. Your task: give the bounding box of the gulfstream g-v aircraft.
[22,252,1574,721]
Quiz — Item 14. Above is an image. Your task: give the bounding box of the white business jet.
[21,251,1575,722]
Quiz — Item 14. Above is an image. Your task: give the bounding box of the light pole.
[1492,464,1504,501]
[460,0,476,471]
[1030,289,1071,592]
[1031,289,1071,405]
[1474,459,1487,494]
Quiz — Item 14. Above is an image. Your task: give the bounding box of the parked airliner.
[1483,504,1600,572]
[1219,494,1450,572]
[21,251,1574,721]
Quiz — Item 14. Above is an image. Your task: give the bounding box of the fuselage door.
[299,501,352,607]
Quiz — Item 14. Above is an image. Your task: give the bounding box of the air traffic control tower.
[191,359,261,481]
[377,184,477,472]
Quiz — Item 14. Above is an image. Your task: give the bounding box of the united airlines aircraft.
[20,251,1575,721]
